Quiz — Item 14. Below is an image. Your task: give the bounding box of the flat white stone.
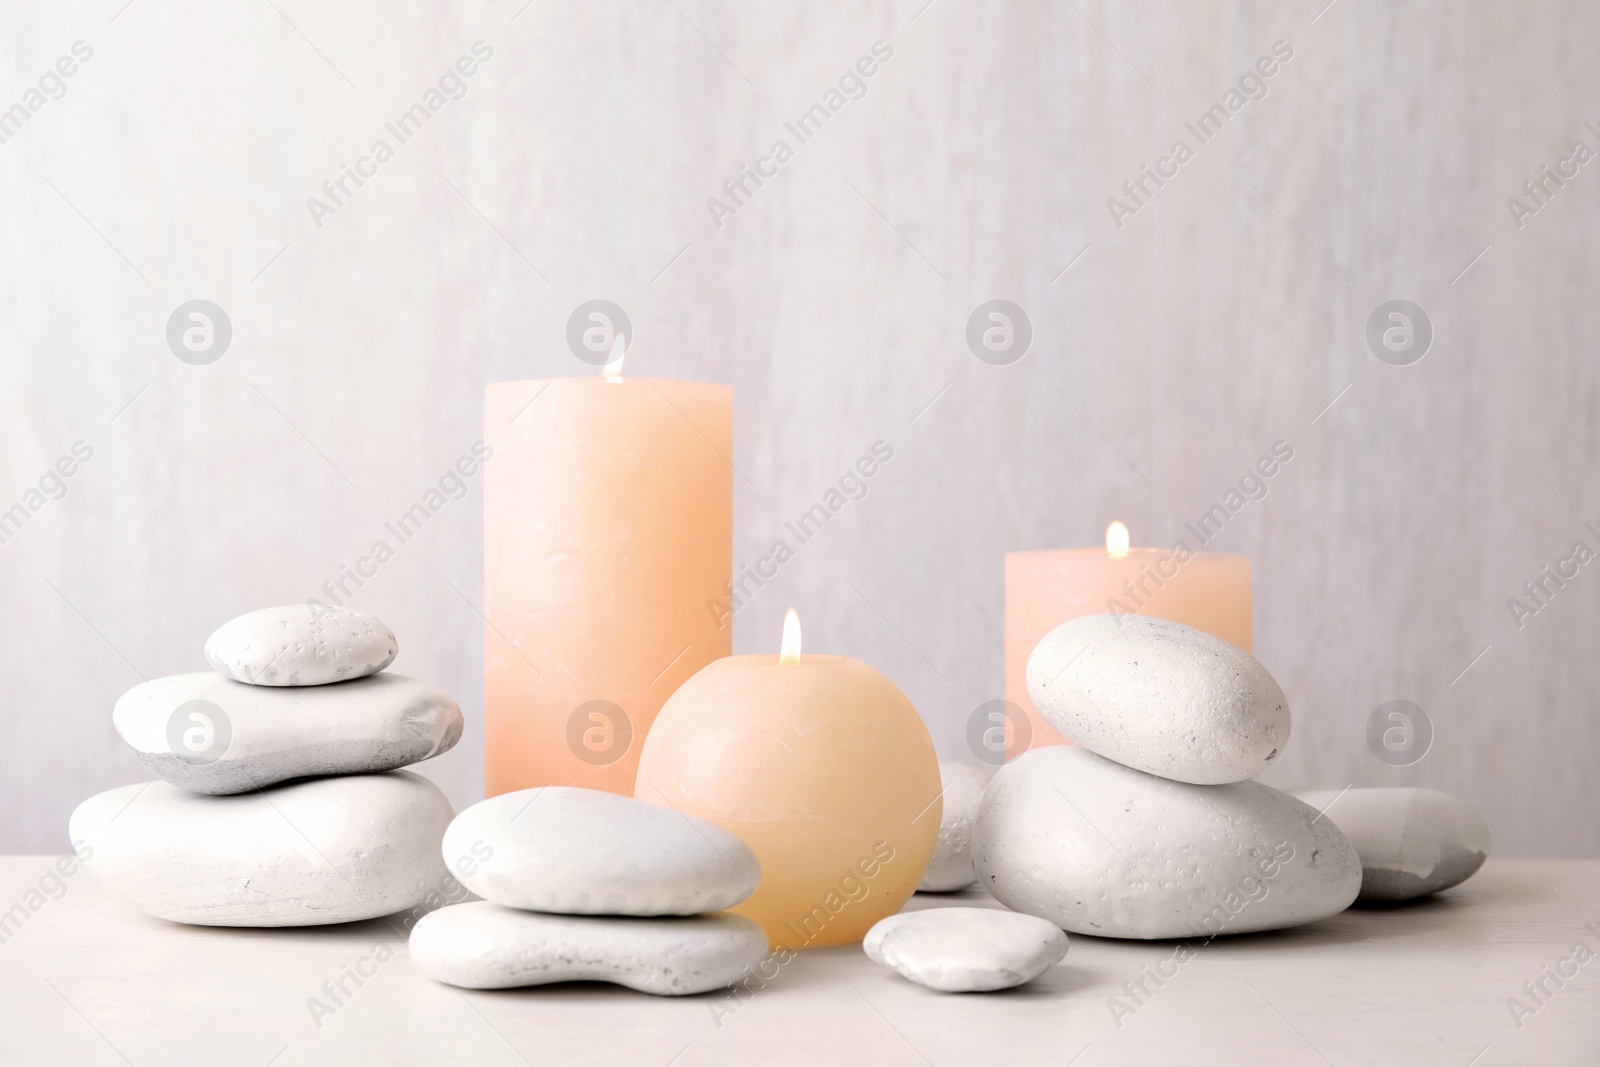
[205,605,397,686]
[443,787,759,916]
[865,907,1067,992]
[409,902,768,995]
[918,763,988,892]
[975,746,1360,939]
[1026,614,1291,785]
[1295,788,1490,902]
[70,771,454,927]
[113,671,462,794]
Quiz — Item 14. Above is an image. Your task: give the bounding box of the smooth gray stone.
[1026,614,1290,785]
[1295,788,1490,901]
[975,746,1361,939]
[113,671,462,794]
[205,605,397,686]
[444,787,759,916]
[70,771,454,926]
[865,907,1068,992]
[918,763,988,892]
[409,902,768,995]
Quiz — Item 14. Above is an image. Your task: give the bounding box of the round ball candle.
[635,610,941,950]
[484,351,732,796]
[1005,522,1251,756]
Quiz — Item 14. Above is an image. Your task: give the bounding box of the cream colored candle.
[1004,522,1251,756]
[635,610,941,950]
[484,358,731,797]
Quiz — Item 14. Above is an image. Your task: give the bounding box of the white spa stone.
[1294,788,1491,902]
[974,746,1360,939]
[70,771,454,927]
[409,902,767,995]
[113,671,462,795]
[917,763,988,892]
[443,787,759,916]
[864,907,1068,992]
[1026,613,1290,785]
[205,605,397,686]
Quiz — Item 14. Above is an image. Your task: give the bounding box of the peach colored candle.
[1005,522,1251,756]
[635,610,941,950]
[484,357,731,797]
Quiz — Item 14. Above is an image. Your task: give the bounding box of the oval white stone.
[1026,614,1290,785]
[70,771,454,926]
[865,907,1067,992]
[410,902,767,995]
[975,746,1360,939]
[113,671,463,795]
[1294,788,1490,902]
[444,787,759,916]
[205,605,397,686]
[918,763,988,892]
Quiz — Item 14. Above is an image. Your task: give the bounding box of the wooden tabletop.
[0,856,1593,1065]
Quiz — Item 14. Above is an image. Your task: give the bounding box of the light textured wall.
[2,0,1595,857]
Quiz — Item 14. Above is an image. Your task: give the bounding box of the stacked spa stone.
[974,615,1490,938]
[971,614,1364,938]
[410,787,768,995]
[71,606,462,926]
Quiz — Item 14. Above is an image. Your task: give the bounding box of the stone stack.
[410,786,769,996]
[976,614,1364,939]
[71,605,462,926]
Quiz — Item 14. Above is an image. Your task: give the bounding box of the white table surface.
[0,856,1594,1066]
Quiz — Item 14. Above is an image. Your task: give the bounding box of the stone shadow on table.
[1055,888,1498,953]
[463,980,729,1001]
[123,908,457,944]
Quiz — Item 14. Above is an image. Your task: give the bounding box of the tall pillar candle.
[484,371,732,796]
[1004,522,1251,757]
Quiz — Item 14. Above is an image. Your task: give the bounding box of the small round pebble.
[205,605,397,686]
[864,907,1068,992]
[410,902,768,995]
[918,763,988,892]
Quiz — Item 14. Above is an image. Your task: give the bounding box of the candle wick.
[601,334,627,381]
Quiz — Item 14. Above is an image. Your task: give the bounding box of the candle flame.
[1106,520,1130,558]
[779,607,801,665]
[601,333,627,381]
